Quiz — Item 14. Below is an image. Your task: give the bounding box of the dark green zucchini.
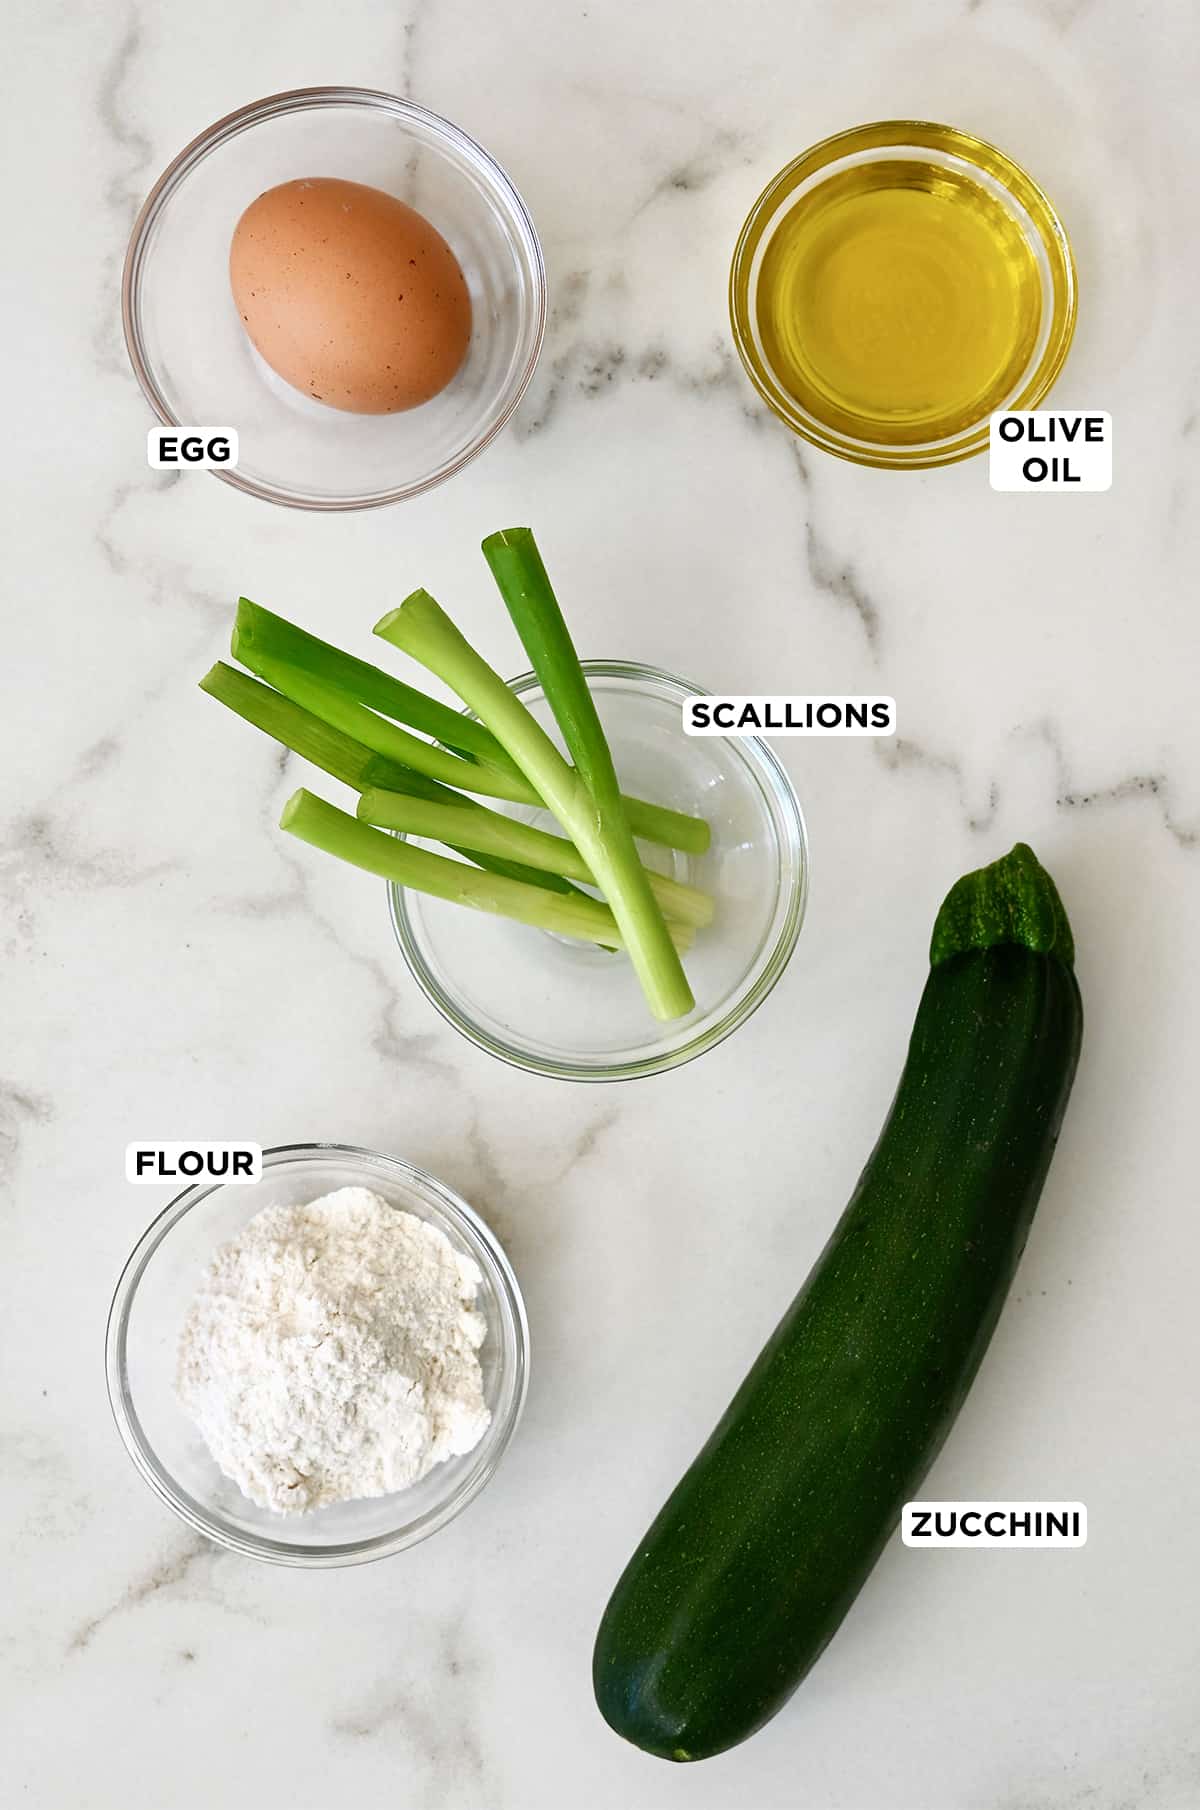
[593,843,1082,1762]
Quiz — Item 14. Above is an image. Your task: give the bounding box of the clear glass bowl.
[106,1144,529,1567]
[123,88,546,509]
[730,120,1077,469]
[390,663,808,1081]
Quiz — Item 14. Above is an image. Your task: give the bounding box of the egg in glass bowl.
[123,88,546,509]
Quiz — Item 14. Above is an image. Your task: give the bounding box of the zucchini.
[593,843,1082,1761]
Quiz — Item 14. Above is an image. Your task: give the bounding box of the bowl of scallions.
[201,528,808,1081]
[388,657,807,1080]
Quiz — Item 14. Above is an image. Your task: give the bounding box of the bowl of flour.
[106,1144,529,1566]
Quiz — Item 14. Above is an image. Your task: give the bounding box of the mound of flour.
[177,1186,491,1514]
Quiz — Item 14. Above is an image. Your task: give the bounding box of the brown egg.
[229,177,472,413]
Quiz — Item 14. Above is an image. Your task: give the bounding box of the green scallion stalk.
[374,588,695,1021]
[622,794,709,858]
[199,663,583,902]
[234,598,518,771]
[483,529,697,1019]
[280,789,693,951]
[235,598,707,855]
[454,849,581,899]
[358,787,714,930]
[233,647,538,806]
[201,661,422,796]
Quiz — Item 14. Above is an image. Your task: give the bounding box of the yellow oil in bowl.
[730,122,1077,468]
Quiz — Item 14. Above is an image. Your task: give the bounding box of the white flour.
[177,1186,491,1514]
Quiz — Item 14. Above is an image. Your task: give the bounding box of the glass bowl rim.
[105,1140,530,1568]
[121,85,548,511]
[728,117,1078,470]
[390,659,809,1082]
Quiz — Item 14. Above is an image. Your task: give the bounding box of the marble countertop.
[6,2,1197,1806]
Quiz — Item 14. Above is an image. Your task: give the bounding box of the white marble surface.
[5,2,1198,1805]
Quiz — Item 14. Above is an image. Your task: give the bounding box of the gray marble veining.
[4,1,1198,1806]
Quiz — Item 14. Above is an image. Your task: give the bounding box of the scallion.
[358,787,714,930]
[236,599,708,855]
[199,663,585,902]
[374,587,695,1021]
[233,647,537,806]
[234,598,517,770]
[280,789,693,951]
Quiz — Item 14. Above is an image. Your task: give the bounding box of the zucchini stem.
[931,843,1076,968]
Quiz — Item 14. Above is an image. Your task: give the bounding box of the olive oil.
[755,159,1043,445]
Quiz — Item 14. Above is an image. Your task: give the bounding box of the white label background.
[902,1501,1088,1548]
[682,696,896,737]
[147,427,240,470]
[990,411,1111,492]
[125,1141,263,1183]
